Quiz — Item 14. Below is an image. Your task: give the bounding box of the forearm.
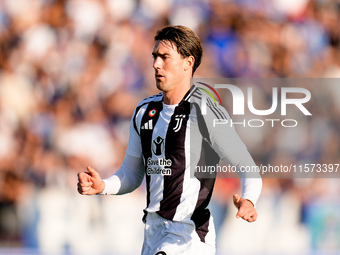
[221,149,262,206]
[226,152,262,206]
[213,122,262,205]
[239,175,262,206]
[199,96,262,207]
[101,154,145,195]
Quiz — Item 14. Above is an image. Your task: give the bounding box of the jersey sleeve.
[101,153,144,195]
[126,106,143,158]
[101,106,145,195]
[202,97,262,205]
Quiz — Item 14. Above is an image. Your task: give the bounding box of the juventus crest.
[173,114,186,132]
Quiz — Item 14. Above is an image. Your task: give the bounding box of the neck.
[163,84,190,105]
[163,75,192,105]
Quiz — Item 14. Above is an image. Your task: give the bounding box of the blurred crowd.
[0,0,339,254]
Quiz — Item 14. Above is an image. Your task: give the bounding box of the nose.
[153,57,161,70]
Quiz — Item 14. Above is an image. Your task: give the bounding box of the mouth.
[155,74,164,80]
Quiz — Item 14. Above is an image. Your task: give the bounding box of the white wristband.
[101,175,121,195]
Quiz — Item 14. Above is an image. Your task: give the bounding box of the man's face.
[152,40,188,92]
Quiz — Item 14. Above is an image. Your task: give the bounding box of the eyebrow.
[152,52,170,58]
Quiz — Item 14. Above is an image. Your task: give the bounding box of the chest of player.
[139,100,191,171]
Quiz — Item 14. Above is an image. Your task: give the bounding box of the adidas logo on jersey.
[141,119,153,130]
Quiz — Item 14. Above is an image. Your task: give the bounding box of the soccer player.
[77,25,262,255]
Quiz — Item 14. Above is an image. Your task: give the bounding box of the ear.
[184,56,195,72]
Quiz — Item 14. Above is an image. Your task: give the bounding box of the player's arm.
[78,104,145,195]
[101,153,144,195]
[77,154,144,195]
[221,139,262,222]
[203,101,262,222]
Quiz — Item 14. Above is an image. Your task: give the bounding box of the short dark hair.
[154,25,203,75]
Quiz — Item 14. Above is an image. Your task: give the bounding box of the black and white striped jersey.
[115,85,262,242]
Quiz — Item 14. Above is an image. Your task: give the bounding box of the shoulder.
[188,85,231,120]
[136,92,163,108]
[133,92,163,119]
[185,85,219,107]
[186,86,203,104]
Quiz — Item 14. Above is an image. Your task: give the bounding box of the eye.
[162,54,170,60]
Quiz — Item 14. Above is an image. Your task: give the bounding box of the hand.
[233,194,257,222]
[77,166,105,195]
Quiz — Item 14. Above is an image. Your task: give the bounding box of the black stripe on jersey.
[192,94,225,122]
[192,102,211,145]
[192,90,202,100]
[140,100,163,210]
[206,98,225,120]
[186,86,202,101]
[193,87,203,97]
[192,94,202,101]
[190,88,228,120]
[207,97,228,120]
[192,138,219,243]
[191,102,220,242]
[133,93,163,136]
[195,212,211,243]
[183,85,197,101]
[158,100,191,220]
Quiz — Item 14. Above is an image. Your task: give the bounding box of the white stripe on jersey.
[147,103,176,212]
